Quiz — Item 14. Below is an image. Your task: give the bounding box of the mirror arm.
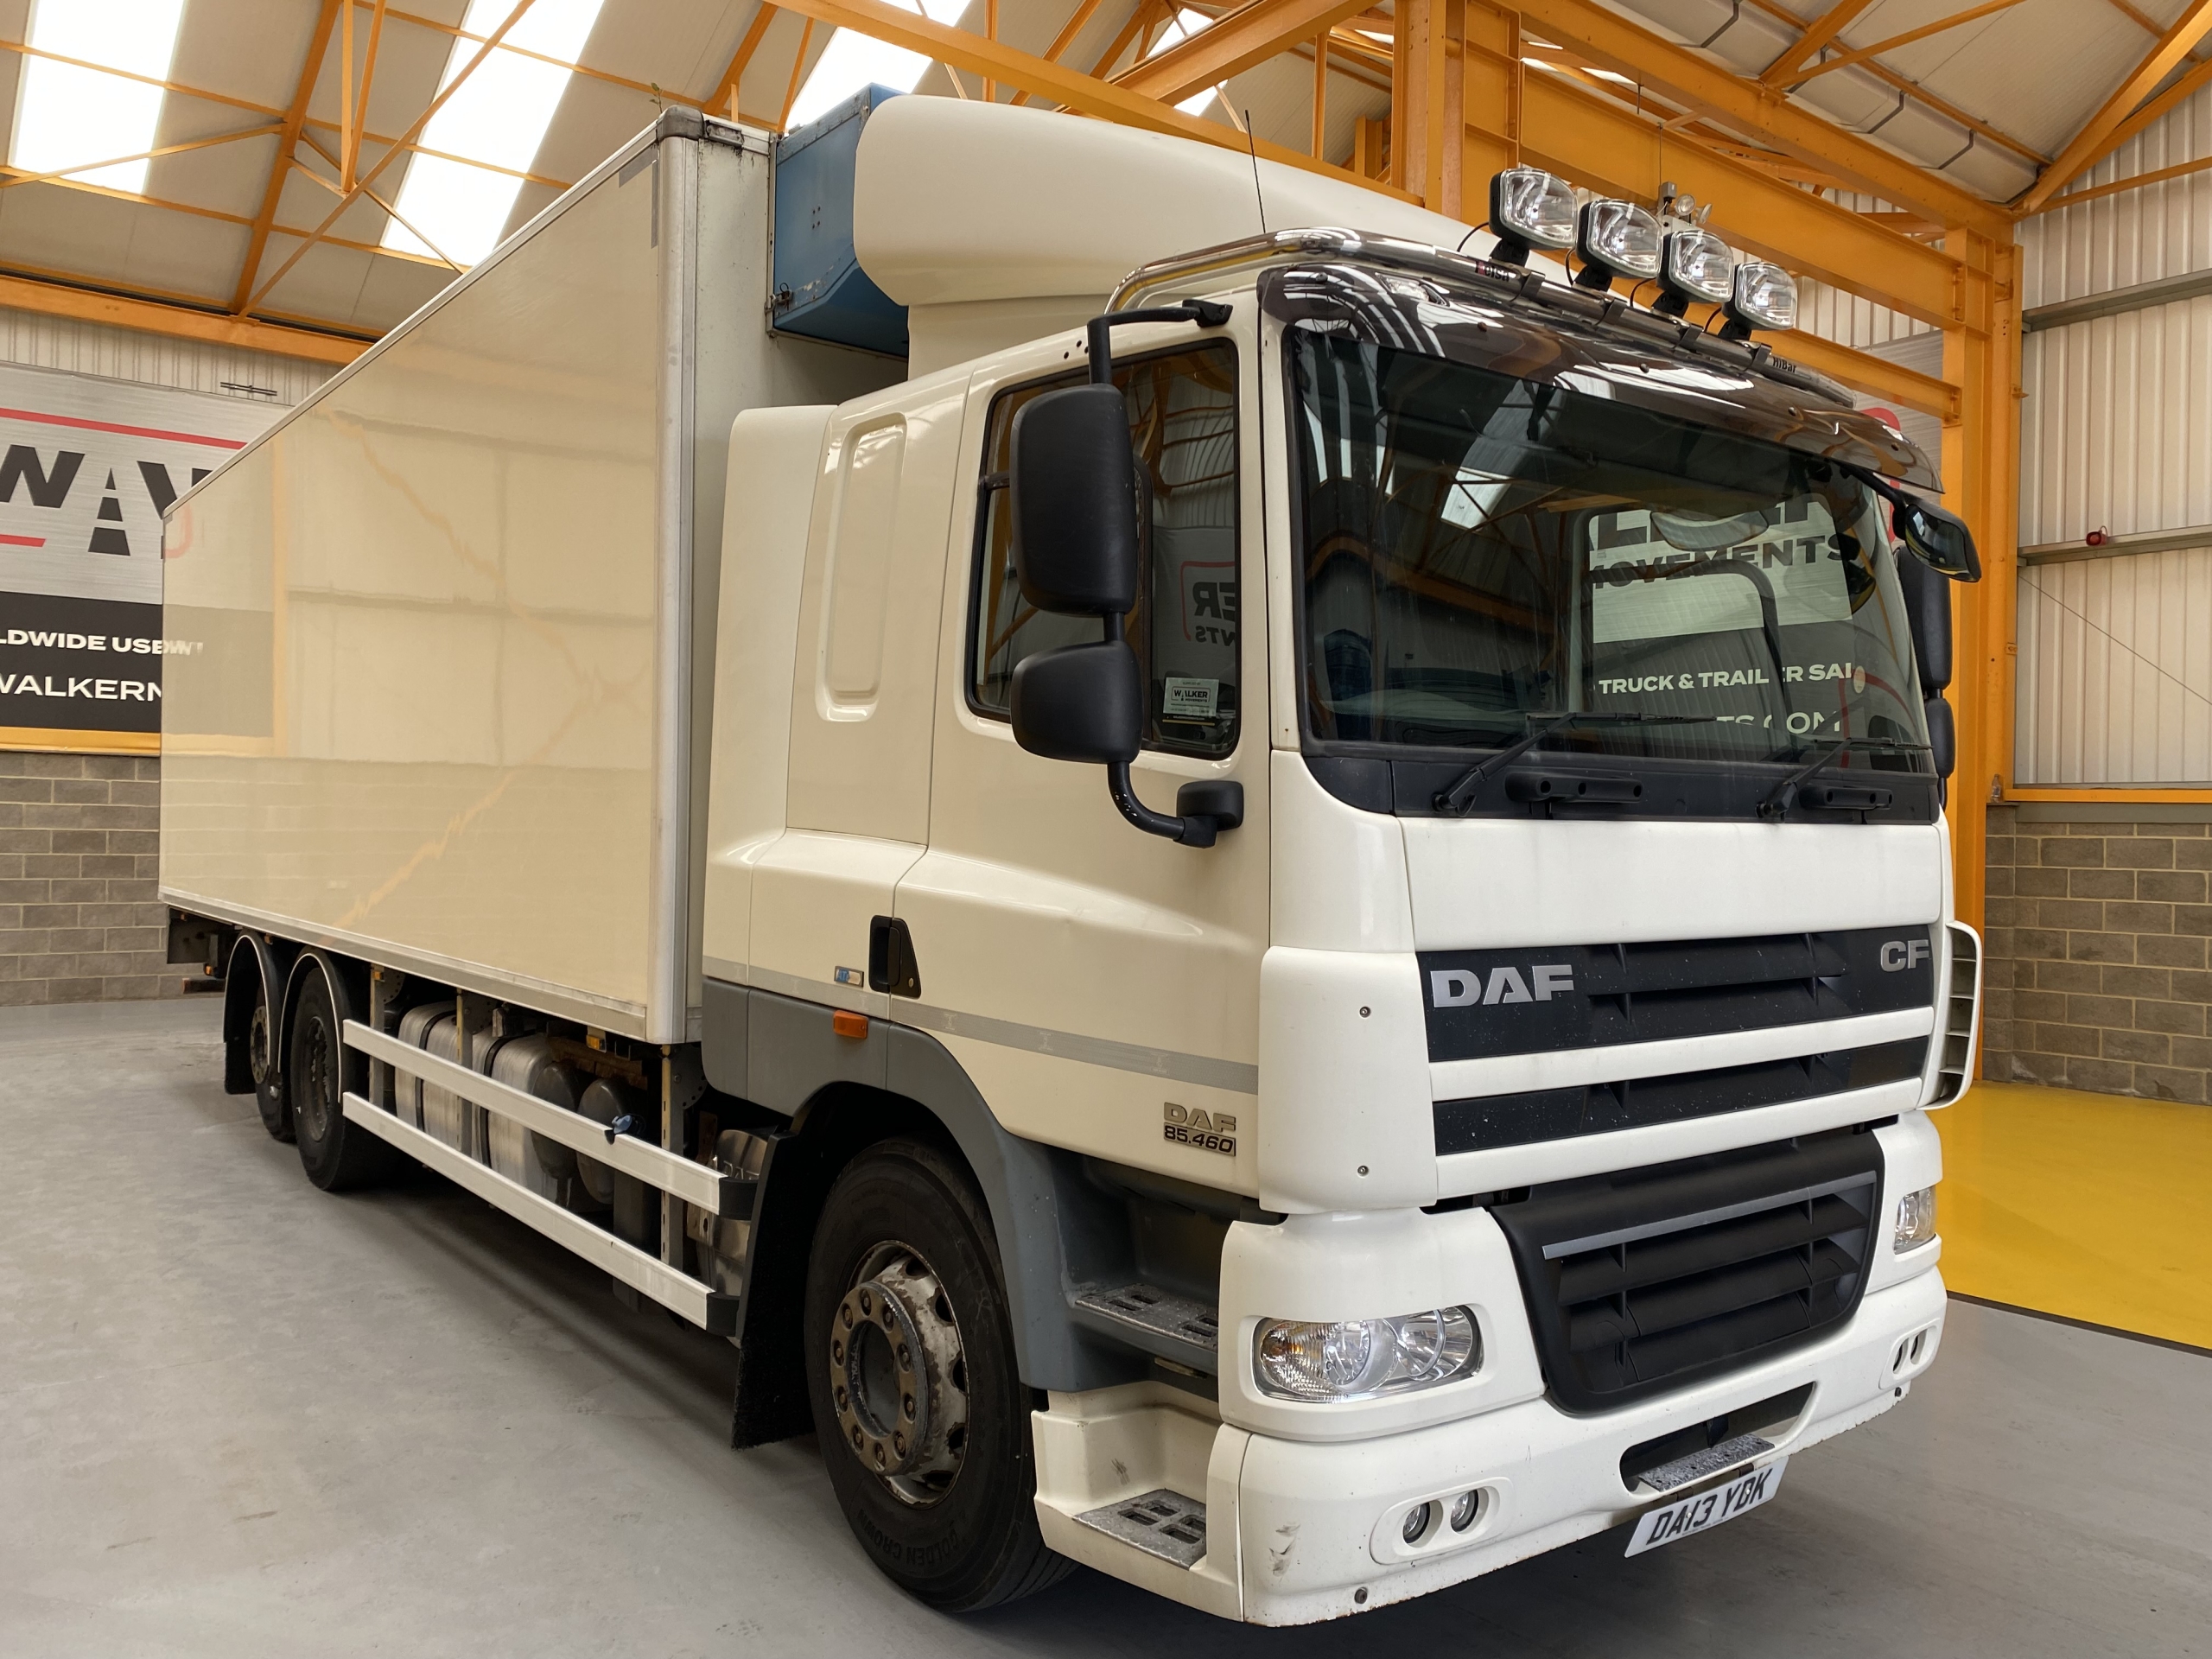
[1108,760,1211,844]
[1093,613,1232,848]
[1086,299,1234,385]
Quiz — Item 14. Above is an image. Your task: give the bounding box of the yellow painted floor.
[1935,1080,2212,1350]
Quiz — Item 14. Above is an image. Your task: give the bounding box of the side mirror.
[1924,694,1955,779]
[1010,385,1141,615]
[1010,641,1141,764]
[1001,302,1243,849]
[1894,493,1981,581]
[1895,550,1952,695]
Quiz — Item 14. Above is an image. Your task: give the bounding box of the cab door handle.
[868,916,921,998]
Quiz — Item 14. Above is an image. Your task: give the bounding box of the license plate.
[1624,1458,1787,1556]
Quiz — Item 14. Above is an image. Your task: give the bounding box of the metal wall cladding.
[2020,86,2212,307]
[2017,547,2212,785]
[2019,293,2212,546]
[0,305,336,406]
[2013,86,2212,785]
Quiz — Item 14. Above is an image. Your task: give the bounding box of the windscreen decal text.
[1599,663,1866,695]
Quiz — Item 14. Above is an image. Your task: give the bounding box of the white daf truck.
[159,92,1983,1624]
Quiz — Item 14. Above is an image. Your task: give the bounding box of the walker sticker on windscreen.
[1624,1458,1788,1557]
[1584,502,1875,740]
[0,360,275,742]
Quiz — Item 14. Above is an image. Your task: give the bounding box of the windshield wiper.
[1758,736,1932,822]
[1433,712,1720,815]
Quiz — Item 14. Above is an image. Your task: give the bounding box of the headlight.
[1574,198,1662,290]
[1724,259,1798,336]
[1894,1185,1937,1251]
[1254,1307,1480,1402]
[1488,167,1577,264]
[1656,226,1734,315]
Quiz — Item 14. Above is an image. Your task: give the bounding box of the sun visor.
[851,96,1474,308]
[1261,263,1940,491]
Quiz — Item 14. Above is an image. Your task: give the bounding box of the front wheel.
[804,1139,1067,1611]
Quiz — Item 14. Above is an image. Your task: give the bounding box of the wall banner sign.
[0,362,281,752]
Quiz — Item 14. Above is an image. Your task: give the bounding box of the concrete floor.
[3,1000,2206,1658]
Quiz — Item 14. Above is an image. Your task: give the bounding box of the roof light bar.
[1654,227,1734,317]
[1723,261,1799,339]
[1573,198,1662,290]
[1486,168,1577,266]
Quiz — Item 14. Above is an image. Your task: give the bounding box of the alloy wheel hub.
[829,1241,969,1506]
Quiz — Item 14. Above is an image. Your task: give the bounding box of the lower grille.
[1434,1036,1926,1155]
[1490,1131,1884,1412]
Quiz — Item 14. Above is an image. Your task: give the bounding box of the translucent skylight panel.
[383,0,606,267]
[10,0,188,193]
[786,0,973,130]
[1147,10,1226,116]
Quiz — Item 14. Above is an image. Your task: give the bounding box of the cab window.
[969,342,1240,757]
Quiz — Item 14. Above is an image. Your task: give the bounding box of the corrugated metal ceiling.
[0,0,2202,343]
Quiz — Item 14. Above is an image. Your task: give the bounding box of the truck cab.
[700,111,1977,1621]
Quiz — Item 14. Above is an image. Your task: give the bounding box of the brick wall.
[1981,803,2212,1103]
[0,751,183,1006]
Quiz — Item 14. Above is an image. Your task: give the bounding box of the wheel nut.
[859,1290,873,1316]
[893,1433,906,1457]
[896,1344,911,1368]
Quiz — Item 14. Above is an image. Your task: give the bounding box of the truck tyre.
[804,1139,1069,1611]
[288,960,399,1192]
[249,968,291,1142]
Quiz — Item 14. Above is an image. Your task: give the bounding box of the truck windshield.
[1287,329,1929,779]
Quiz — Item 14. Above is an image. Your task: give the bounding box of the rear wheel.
[804,1139,1067,1611]
[250,967,291,1142]
[289,961,399,1192]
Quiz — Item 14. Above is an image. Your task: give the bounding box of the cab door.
[748,375,965,1015]
[895,321,1270,1192]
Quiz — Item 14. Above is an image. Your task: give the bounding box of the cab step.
[1071,1282,1220,1367]
[1074,1488,1210,1567]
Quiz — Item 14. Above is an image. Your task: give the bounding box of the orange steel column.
[1392,0,1464,213]
[1940,228,2020,988]
[1463,1,1522,187]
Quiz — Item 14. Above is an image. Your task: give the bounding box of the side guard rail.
[342,1019,750,1215]
[338,1090,739,1334]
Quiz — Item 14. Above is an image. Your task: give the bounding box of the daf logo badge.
[1430,964,1574,1007]
[1879,938,1932,972]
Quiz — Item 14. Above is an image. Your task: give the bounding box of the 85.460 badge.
[1163,1102,1236,1155]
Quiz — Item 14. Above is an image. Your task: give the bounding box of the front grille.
[1420,925,1937,1064]
[1434,1036,1926,1154]
[1490,1131,1883,1412]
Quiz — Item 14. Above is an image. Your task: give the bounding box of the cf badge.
[1879,938,1933,972]
[1164,1102,1236,1155]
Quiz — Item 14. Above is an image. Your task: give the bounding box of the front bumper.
[1033,1112,1948,1624]
[1033,1263,1945,1624]
[1231,1264,1945,1623]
